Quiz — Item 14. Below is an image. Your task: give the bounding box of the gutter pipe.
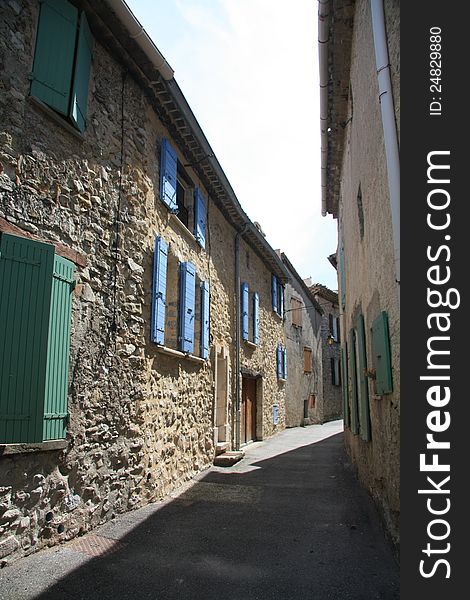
[105,0,174,81]
[318,0,330,217]
[370,0,400,286]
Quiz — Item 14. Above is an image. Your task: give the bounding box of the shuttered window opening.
[276,343,287,380]
[271,274,284,318]
[31,0,92,133]
[194,188,207,249]
[151,236,168,345]
[371,311,393,395]
[330,357,341,386]
[200,281,210,359]
[356,314,371,442]
[339,244,346,310]
[253,292,260,345]
[291,297,302,327]
[303,347,312,373]
[179,262,196,353]
[0,234,74,444]
[349,329,359,435]
[341,344,350,428]
[241,282,249,341]
[160,139,178,213]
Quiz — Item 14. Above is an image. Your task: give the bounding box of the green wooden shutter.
[43,255,75,440]
[31,0,78,115]
[341,344,350,428]
[0,234,55,443]
[349,329,359,435]
[357,314,371,442]
[70,11,93,132]
[372,311,393,395]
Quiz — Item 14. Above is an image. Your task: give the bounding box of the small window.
[357,184,364,239]
[31,0,93,132]
[276,344,287,380]
[291,297,302,327]
[303,347,312,373]
[330,357,341,386]
[309,394,316,409]
[271,275,284,318]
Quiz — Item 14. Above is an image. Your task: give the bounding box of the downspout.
[370,0,400,287]
[105,0,174,81]
[234,224,249,451]
[318,0,330,217]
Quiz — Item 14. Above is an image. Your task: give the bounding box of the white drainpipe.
[370,0,400,286]
[318,0,330,217]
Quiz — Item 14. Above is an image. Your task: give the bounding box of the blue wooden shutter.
[349,329,359,435]
[241,282,249,341]
[282,347,287,379]
[200,281,210,359]
[151,236,168,345]
[194,188,207,249]
[341,344,350,428]
[159,139,178,212]
[179,262,196,353]
[339,245,346,310]
[253,292,259,345]
[372,311,393,395]
[279,285,284,319]
[271,274,278,313]
[43,255,75,441]
[31,0,78,115]
[0,234,55,443]
[276,344,282,379]
[70,12,92,132]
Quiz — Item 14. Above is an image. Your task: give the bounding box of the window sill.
[273,312,283,322]
[244,340,258,349]
[0,439,68,456]
[155,344,206,365]
[28,95,84,142]
[278,377,287,383]
[169,214,203,250]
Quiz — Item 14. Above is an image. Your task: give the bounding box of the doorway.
[241,376,257,444]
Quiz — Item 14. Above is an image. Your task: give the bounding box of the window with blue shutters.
[160,139,178,213]
[276,343,287,380]
[241,282,249,341]
[151,236,168,345]
[200,281,210,359]
[31,0,92,133]
[271,274,284,318]
[0,234,75,444]
[253,292,259,345]
[179,262,196,353]
[194,188,207,249]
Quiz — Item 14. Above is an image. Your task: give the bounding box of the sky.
[126,0,338,290]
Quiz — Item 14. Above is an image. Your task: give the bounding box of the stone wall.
[283,276,323,428]
[337,0,400,546]
[0,1,285,562]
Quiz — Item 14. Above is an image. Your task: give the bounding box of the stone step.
[215,442,230,456]
[213,450,245,467]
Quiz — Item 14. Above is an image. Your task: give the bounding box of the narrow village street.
[0,422,399,600]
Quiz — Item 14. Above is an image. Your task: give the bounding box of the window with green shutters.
[30,0,93,133]
[0,234,75,444]
[371,311,393,395]
[356,314,371,442]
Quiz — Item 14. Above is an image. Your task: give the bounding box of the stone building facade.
[0,0,288,562]
[319,0,400,546]
[309,283,343,423]
[281,254,339,427]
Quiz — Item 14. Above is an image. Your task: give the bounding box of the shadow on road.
[30,432,399,600]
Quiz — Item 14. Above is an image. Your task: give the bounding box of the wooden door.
[241,377,257,444]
